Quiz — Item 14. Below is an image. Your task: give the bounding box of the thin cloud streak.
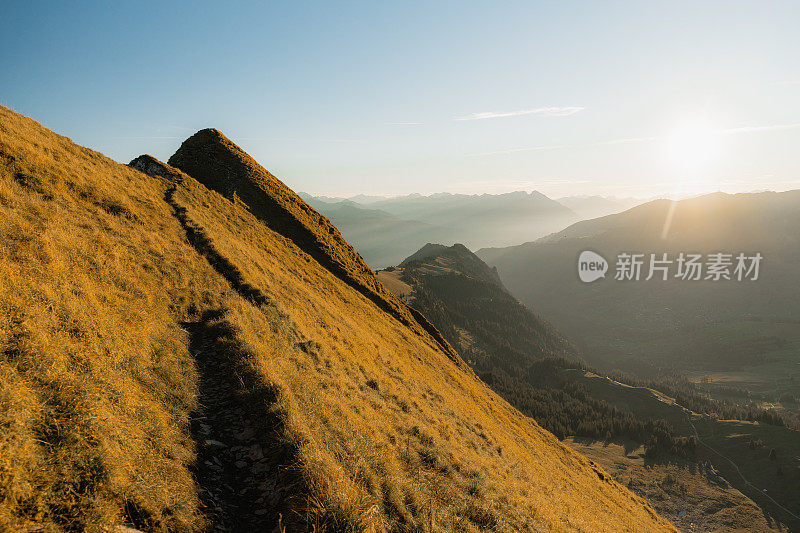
[455,106,585,121]
[240,137,367,143]
[109,136,181,139]
[722,122,800,134]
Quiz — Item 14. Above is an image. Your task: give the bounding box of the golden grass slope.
[0,107,230,530]
[167,129,461,365]
[0,105,673,531]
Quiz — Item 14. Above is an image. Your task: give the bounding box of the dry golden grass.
[0,107,231,531]
[375,270,413,299]
[0,105,675,531]
[169,134,676,531]
[167,129,462,366]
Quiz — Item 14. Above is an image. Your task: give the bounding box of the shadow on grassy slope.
[185,309,298,531]
[165,183,271,308]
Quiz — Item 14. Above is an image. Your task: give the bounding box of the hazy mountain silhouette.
[299,196,458,268]
[556,195,645,220]
[305,190,580,267]
[479,191,800,375]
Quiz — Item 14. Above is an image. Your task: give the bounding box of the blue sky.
[2,1,799,198]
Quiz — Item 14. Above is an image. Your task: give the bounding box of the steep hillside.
[167,128,460,365]
[0,106,673,531]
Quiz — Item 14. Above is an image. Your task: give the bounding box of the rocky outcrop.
[129,154,184,182]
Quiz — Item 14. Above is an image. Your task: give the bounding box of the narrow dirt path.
[165,183,271,307]
[186,311,285,533]
[162,181,290,531]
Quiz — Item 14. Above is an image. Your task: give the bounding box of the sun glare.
[665,119,721,172]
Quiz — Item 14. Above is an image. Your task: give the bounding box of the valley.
[566,370,800,528]
[380,241,800,531]
[565,438,785,532]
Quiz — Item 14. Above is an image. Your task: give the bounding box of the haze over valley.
[302,190,637,267]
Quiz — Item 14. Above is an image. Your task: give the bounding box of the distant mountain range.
[478,190,800,376]
[555,195,644,220]
[299,195,458,268]
[302,191,643,267]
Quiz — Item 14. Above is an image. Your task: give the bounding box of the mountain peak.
[400,242,505,287]
[168,129,463,364]
[168,128,267,196]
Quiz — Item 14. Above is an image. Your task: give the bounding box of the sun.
[665,118,721,173]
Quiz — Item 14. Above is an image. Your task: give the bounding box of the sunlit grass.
[0,105,674,531]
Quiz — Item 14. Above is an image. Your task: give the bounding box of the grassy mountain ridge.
[399,243,504,286]
[0,106,673,531]
[388,243,575,364]
[167,128,462,366]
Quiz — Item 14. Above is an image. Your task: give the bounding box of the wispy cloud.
[109,136,181,140]
[240,137,367,143]
[722,122,800,134]
[454,106,585,121]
